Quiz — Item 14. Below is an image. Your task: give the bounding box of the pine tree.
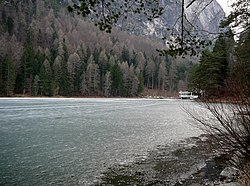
[119,61,130,96]
[111,62,124,96]
[6,16,14,35]
[17,44,35,95]
[145,58,155,89]
[40,59,51,96]
[59,42,71,96]
[33,75,40,96]
[99,49,109,90]
[60,60,71,96]
[4,55,15,97]
[121,46,130,65]
[231,30,250,95]
[0,57,3,96]
[80,71,87,96]
[188,33,234,97]
[135,52,146,72]
[137,73,144,95]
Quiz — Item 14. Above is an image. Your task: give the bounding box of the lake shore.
[95,134,245,186]
[0,98,202,185]
[1,98,248,185]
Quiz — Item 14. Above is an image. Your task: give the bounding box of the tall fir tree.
[111,62,124,96]
[188,35,230,97]
[15,44,35,95]
[4,55,15,96]
[59,41,71,96]
[40,59,52,96]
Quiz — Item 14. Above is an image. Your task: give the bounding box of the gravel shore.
[95,134,242,186]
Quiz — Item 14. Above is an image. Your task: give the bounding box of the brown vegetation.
[0,0,194,97]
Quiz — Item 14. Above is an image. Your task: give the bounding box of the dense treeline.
[187,1,249,99]
[0,0,191,97]
[188,29,250,98]
[188,31,233,97]
[187,0,250,178]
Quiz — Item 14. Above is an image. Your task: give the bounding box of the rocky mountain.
[116,0,225,41]
[183,0,225,35]
[63,0,225,40]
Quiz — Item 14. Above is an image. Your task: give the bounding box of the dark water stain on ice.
[95,134,231,186]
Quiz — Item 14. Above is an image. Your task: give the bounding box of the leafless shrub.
[185,79,250,179]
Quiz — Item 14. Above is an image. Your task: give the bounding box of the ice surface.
[0,98,202,185]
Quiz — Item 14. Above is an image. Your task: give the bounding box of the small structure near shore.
[179,91,198,99]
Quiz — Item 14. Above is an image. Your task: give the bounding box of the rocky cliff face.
[118,0,225,41]
[184,0,225,34]
[60,0,225,41]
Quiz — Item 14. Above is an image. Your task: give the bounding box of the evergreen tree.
[33,75,40,96]
[80,71,87,96]
[231,30,250,95]
[119,61,130,96]
[59,42,71,96]
[93,48,100,64]
[33,51,45,76]
[190,50,222,96]
[145,58,155,89]
[188,38,229,97]
[16,44,35,95]
[60,60,71,96]
[40,59,51,96]
[111,62,124,96]
[4,55,15,96]
[6,16,14,35]
[76,44,87,95]
[0,57,3,96]
[99,49,109,91]
[137,73,144,95]
[121,46,130,65]
[188,63,202,94]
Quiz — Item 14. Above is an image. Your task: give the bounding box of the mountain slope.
[115,0,224,40]
[0,0,224,97]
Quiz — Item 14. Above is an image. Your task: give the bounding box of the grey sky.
[216,0,234,15]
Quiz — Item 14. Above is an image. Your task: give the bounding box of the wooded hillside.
[0,0,193,97]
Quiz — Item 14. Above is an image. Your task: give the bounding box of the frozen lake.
[0,98,202,185]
